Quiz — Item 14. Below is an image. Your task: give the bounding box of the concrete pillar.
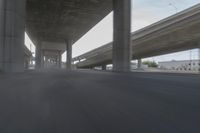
[66,40,72,70]
[54,57,57,66]
[35,42,42,69]
[102,64,107,71]
[24,57,29,70]
[198,48,200,73]
[43,56,46,68]
[45,56,49,68]
[58,51,62,68]
[89,66,94,70]
[41,50,44,68]
[112,0,131,72]
[137,59,142,69]
[0,0,26,72]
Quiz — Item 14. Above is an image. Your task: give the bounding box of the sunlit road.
[0,70,200,133]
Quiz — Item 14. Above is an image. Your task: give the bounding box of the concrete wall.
[0,0,26,72]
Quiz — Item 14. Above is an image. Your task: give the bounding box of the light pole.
[169,3,178,13]
[189,50,192,71]
[198,48,200,73]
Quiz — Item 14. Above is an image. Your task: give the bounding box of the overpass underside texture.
[0,0,131,72]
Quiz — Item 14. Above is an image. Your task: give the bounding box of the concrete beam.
[112,0,131,72]
[0,0,26,72]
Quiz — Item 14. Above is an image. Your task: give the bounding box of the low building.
[106,63,148,70]
[158,60,200,72]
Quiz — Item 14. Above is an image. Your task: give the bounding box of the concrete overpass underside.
[74,4,200,69]
[26,0,112,43]
[1,0,115,72]
[26,0,112,70]
[1,1,200,132]
[1,0,133,72]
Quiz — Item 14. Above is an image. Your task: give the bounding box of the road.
[0,70,200,133]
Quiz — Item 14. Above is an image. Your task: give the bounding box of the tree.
[142,61,158,68]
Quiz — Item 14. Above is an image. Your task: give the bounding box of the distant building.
[158,60,200,72]
[103,62,148,71]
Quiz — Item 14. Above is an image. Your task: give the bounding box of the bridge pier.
[112,0,131,72]
[66,40,72,70]
[0,0,26,72]
[137,59,142,69]
[36,41,42,69]
[41,50,45,68]
[24,58,30,70]
[198,48,200,73]
[58,51,62,69]
[102,64,107,71]
[40,50,62,69]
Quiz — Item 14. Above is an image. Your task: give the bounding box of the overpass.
[25,0,113,70]
[73,4,200,69]
[1,1,200,132]
[0,0,135,72]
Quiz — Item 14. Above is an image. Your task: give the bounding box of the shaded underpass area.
[0,70,200,133]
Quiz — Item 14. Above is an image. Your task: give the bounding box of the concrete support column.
[35,41,42,69]
[41,50,44,68]
[137,59,142,69]
[24,57,29,70]
[43,56,46,68]
[58,51,62,68]
[66,40,72,70]
[45,56,49,68]
[102,64,107,71]
[55,55,57,68]
[112,0,131,72]
[198,48,200,73]
[0,0,26,72]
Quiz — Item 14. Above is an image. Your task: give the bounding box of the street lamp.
[169,3,178,13]
[198,48,200,73]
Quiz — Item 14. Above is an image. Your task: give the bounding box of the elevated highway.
[1,0,113,72]
[25,0,112,70]
[1,2,200,132]
[74,4,200,68]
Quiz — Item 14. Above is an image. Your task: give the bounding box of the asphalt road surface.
[0,70,200,133]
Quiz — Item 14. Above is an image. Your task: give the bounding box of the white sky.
[25,33,35,56]
[25,0,200,62]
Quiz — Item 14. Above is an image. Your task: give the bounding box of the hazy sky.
[25,0,200,62]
